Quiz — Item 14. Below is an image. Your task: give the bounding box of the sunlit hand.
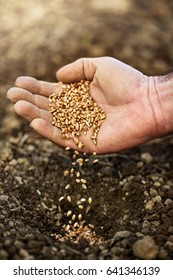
[7,57,164,154]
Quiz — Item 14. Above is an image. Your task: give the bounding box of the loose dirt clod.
[49,80,106,244]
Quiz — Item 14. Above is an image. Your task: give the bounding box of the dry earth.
[0,0,173,260]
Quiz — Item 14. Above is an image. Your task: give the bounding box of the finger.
[14,76,59,97]
[14,100,52,123]
[56,58,97,83]
[7,87,49,110]
[30,118,78,150]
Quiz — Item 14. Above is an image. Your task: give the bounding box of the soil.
[0,0,173,260]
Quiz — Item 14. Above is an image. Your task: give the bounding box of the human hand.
[7,57,164,154]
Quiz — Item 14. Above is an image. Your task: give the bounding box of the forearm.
[152,73,173,136]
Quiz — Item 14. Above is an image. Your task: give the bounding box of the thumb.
[56,58,97,83]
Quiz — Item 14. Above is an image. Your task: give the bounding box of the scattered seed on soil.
[93,159,99,163]
[59,196,64,202]
[88,197,92,204]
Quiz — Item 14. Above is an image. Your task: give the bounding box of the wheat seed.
[78,214,82,220]
[72,214,76,221]
[67,196,72,203]
[65,184,70,190]
[64,170,69,176]
[67,210,72,217]
[49,80,106,237]
[81,179,86,184]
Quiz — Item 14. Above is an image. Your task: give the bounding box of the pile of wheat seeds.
[49,80,106,245]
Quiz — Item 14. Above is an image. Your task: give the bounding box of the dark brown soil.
[0,0,173,260]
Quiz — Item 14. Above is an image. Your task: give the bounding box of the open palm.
[7,57,158,154]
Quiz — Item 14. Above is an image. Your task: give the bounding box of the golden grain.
[72,214,76,221]
[82,184,87,189]
[67,196,72,203]
[64,170,69,176]
[67,210,72,217]
[81,179,86,184]
[65,184,70,190]
[49,80,106,236]
[78,214,82,220]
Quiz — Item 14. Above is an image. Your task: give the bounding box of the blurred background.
[1,0,173,137]
[1,0,173,85]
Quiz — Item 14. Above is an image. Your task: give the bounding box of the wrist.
[148,73,173,137]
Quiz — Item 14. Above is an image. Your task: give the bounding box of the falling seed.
[93,159,99,163]
[76,172,80,178]
[81,178,86,184]
[88,197,92,204]
[82,184,87,189]
[77,158,83,164]
[65,184,70,190]
[67,196,72,202]
[65,146,70,150]
[78,204,84,209]
[65,224,70,231]
[64,170,69,176]
[89,224,94,229]
[74,222,79,228]
[78,214,82,220]
[67,210,72,217]
[93,152,97,155]
[85,158,89,162]
[72,154,76,159]
[59,196,64,202]
[70,168,74,173]
[81,198,86,202]
[72,214,76,221]
[76,178,80,183]
[75,150,79,155]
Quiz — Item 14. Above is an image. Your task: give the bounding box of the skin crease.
[7,56,170,154]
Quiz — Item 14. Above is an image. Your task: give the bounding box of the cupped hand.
[7,57,158,154]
